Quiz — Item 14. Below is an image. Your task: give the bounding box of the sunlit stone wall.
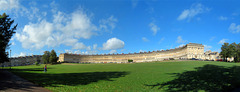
[58,43,205,63]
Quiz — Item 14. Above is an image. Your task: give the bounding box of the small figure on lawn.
[44,65,47,72]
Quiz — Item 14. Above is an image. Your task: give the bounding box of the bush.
[128,59,133,63]
[35,61,40,66]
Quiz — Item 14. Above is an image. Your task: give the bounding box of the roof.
[187,43,204,46]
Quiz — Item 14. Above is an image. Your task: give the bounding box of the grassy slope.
[10,61,240,92]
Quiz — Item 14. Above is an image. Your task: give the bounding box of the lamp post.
[10,50,11,69]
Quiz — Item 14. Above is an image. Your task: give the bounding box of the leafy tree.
[42,51,50,64]
[49,49,57,64]
[229,43,238,62]
[220,43,229,62]
[236,43,240,62]
[0,13,17,63]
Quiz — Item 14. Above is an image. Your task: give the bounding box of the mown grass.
[9,61,240,92]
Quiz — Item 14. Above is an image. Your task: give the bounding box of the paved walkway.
[0,70,51,92]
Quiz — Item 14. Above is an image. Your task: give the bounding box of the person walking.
[44,65,47,72]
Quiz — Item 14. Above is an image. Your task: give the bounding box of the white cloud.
[139,50,145,52]
[177,44,185,48]
[109,50,117,54]
[158,37,165,44]
[0,0,20,11]
[229,23,240,33]
[218,39,228,44]
[13,52,26,57]
[93,44,98,50]
[16,9,98,50]
[219,16,228,20]
[176,36,187,44]
[99,15,118,32]
[204,45,212,51]
[132,0,138,8]
[11,42,15,46]
[177,3,209,21]
[102,38,125,50]
[16,20,54,49]
[149,22,160,35]
[210,36,215,41]
[142,37,149,42]
[73,43,91,50]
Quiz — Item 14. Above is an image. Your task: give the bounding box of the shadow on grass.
[10,68,129,87]
[145,64,240,92]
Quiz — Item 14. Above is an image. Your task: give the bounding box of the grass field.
[9,61,240,92]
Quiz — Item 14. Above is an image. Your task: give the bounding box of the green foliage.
[35,61,40,66]
[42,50,58,64]
[42,51,50,64]
[0,13,17,63]
[49,50,57,64]
[220,43,229,62]
[10,61,240,91]
[128,59,133,63]
[220,42,240,62]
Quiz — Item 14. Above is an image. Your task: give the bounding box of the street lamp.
[10,50,11,69]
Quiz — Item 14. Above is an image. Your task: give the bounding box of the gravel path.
[0,70,51,92]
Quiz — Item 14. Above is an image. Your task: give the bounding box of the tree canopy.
[220,42,240,62]
[42,50,58,64]
[0,13,17,63]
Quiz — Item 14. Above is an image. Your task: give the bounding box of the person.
[44,65,47,72]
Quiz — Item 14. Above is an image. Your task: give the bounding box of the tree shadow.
[145,64,240,92]
[0,68,129,90]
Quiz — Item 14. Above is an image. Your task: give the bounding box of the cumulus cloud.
[12,52,26,57]
[177,3,209,21]
[142,37,149,42]
[149,22,160,35]
[73,43,91,50]
[218,39,228,44]
[15,20,54,49]
[0,0,20,11]
[93,44,98,50]
[204,45,212,51]
[102,38,125,50]
[99,15,118,32]
[229,23,240,33]
[176,36,187,44]
[219,16,228,20]
[16,9,98,50]
[109,50,117,54]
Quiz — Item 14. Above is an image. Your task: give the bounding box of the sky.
[1,0,240,57]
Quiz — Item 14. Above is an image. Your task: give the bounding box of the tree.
[0,13,17,64]
[42,51,50,64]
[236,43,240,62]
[49,50,57,64]
[220,43,229,62]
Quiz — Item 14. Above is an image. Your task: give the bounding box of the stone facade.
[0,55,42,67]
[58,43,216,63]
[0,43,225,67]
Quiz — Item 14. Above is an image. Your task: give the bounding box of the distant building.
[58,43,223,63]
[0,55,42,67]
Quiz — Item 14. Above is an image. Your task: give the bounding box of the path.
[0,70,51,92]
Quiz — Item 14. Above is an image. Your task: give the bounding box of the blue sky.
[1,0,240,57]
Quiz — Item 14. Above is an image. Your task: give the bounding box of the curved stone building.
[58,43,206,63]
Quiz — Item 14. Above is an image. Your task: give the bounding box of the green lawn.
[9,61,240,92]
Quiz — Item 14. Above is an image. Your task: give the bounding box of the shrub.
[35,61,40,66]
[128,59,133,63]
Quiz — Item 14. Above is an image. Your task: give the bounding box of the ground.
[5,61,240,92]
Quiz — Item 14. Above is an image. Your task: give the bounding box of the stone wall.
[58,43,205,63]
[0,55,42,67]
